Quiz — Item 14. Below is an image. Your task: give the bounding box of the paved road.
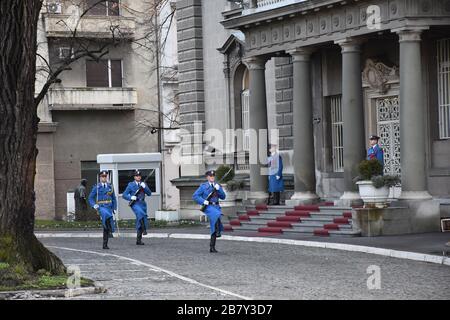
[41,237,450,300]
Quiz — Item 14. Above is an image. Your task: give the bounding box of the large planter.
[356,180,390,208]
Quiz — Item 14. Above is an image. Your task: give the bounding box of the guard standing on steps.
[88,170,117,250]
[122,170,152,245]
[267,143,284,205]
[192,170,226,253]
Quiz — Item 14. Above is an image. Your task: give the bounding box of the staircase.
[223,202,361,237]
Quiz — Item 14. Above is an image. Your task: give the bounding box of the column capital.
[287,48,314,62]
[243,56,267,70]
[392,26,429,42]
[335,38,363,53]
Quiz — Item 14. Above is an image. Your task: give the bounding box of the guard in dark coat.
[192,170,226,253]
[267,144,284,205]
[367,135,384,169]
[122,170,152,245]
[88,170,117,249]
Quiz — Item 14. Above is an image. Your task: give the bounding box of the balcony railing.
[48,87,137,110]
[257,0,287,7]
[43,14,136,39]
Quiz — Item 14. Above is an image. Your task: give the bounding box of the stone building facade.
[172,0,450,228]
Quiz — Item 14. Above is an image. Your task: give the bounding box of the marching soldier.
[367,134,384,169]
[122,170,152,245]
[192,170,226,253]
[88,170,117,250]
[267,143,284,205]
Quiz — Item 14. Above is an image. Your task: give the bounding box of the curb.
[0,282,106,300]
[36,232,450,267]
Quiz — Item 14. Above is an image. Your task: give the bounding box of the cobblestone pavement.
[41,237,450,300]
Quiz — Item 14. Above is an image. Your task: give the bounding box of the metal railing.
[257,0,286,7]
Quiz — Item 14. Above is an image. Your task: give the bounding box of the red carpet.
[294,205,320,211]
[258,227,283,233]
[238,214,250,221]
[255,204,268,210]
[229,219,241,226]
[267,221,292,228]
[333,217,349,224]
[246,210,260,216]
[324,223,339,230]
[317,201,334,206]
[285,210,311,217]
[314,229,329,236]
[277,216,302,222]
[223,225,233,231]
[343,212,352,218]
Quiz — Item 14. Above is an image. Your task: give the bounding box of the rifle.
[200,167,233,212]
[128,169,155,207]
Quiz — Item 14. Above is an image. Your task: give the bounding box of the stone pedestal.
[353,200,441,236]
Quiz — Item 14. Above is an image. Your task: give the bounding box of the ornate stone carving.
[362,59,399,93]
[390,3,398,15]
[445,0,450,12]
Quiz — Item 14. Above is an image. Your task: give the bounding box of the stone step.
[282,228,360,237]
[240,220,351,230]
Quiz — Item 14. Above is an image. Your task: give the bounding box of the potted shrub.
[354,159,401,208]
[214,165,238,202]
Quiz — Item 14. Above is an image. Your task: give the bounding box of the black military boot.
[215,220,221,238]
[210,234,217,253]
[107,218,114,238]
[102,228,109,249]
[274,192,281,205]
[136,227,145,245]
[267,192,273,205]
[141,218,148,235]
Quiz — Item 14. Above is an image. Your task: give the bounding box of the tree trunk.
[0,0,65,274]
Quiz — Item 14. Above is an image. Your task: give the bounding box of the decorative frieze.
[224,0,450,57]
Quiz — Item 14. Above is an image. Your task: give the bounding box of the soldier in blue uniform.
[88,170,117,249]
[122,170,152,245]
[192,170,226,253]
[367,135,384,170]
[267,143,284,205]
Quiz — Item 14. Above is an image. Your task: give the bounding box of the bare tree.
[0,0,174,274]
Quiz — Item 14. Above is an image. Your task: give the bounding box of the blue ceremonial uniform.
[88,182,117,232]
[122,181,152,231]
[367,144,384,167]
[268,153,284,192]
[193,182,226,235]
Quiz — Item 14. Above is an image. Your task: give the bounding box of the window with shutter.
[86,59,122,88]
[86,60,109,87]
[110,60,122,87]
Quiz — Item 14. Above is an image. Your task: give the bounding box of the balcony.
[48,87,137,110]
[43,13,136,39]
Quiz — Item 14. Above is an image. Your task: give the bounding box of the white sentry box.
[97,153,162,221]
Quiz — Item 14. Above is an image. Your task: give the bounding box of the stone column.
[287,48,318,204]
[244,56,269,203]
[336,39,365,203]
[393,27,432,200]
